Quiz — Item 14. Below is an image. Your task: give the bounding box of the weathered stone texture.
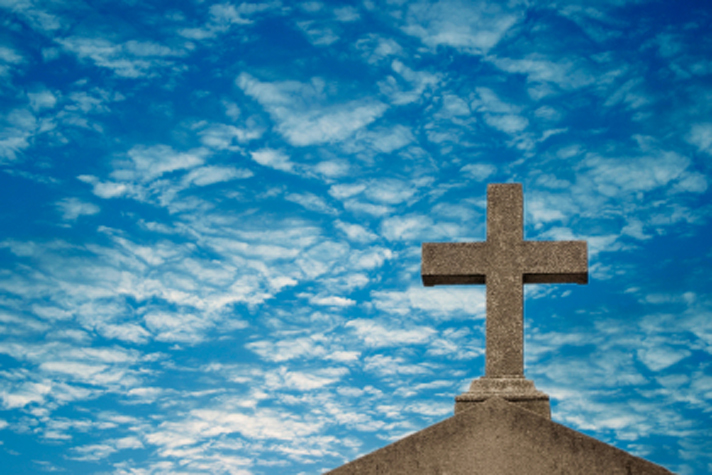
[422,183,587,379]
[327,184,673,473]
[455,377,550,418]
[326,398,674,475]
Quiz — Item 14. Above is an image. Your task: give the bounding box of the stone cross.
[422,183,588,379]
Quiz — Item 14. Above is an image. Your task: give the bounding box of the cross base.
[454,377,551,419]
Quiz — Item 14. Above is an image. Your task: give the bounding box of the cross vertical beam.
[485,184,525,378]
[422,183,587,380]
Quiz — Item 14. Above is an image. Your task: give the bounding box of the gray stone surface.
[422,183,588,379]
[455,377,550,418]
[422,183,587,414]
[325,397,674,475]
[328,184,672,475]
[328,184,672,474]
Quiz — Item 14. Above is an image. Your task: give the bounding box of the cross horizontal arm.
[521,241,588,284]
[422,242,488,286]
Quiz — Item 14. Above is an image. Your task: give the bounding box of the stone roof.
[326,397,674,475]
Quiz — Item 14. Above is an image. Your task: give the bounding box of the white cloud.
[114,145,207,183]
[197,123,264,149]
[285,192,337,214]
[349,247,393,270]
[427,329,483,360]
[0,380,52,409]
[406,401,452,417]
[211,236,301,261]
[322,273,370,294]
[0,311,48,336]
[55,197,100,221]
[250,148,293,172]
[346,124,414,154]
[313,158,350,178]
[180,2,274,39]
[461,163,496,181]
[687,123,712,155]
[380,60,440,105]
[534,105,560,120]
[171,405,323,442]
[78,142,242,209]
[292,101,387,146]
[526,198,567,226]
[40,361,107,379]
[71,435,144,461]
[144,312,211,344]
[578,151,702,197]
[296,240,349,278]
[57,37,186,78]
[670,169,706,193]
[472,87,518,114]
[300,2,323,13]
[327,350,360,362]
[439,94,470,117]
[401,0,523,54]
[6,2,60,33]
[32,305,73,321]
[210,2,262,25]
[310,295,356,307]
[272,367,345,391]
[346,319,435,348]
[334,6,360,22]
[237,73,387,146]
[344,199,391,216]
[603,77,649,110]
[77,175,131,199]
[182,166,253,186]
[115,436,144,449]
[268,275,298,292]
[484,113,529,134]
[0,341,142,407]
[371,286,486,318]
[469,87,529,135]
[28,90,57,111]
[99,323,151,344]
[535,173,571,189]
[381,214,437,241]
[355,35,403,64]
[0,109,37,161]
[297,20,339,46]
[637,345,691,372]
[223,100,241,120]
[329,183,367,200]
[620,219,651,241]
[329,178,421,217]
[363,354,431,376]
[0,45,23,65]
[66,90,112,114]
[335,221,377,243]
[488,54,596,90]
[364,178,417,204]
[431,202,478,221]
[247,337,326,362]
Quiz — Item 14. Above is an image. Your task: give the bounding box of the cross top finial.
[422,183,588,378]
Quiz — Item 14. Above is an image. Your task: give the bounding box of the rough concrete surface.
[422,183,587,378]
[325,398,674,475]
[455,377,550,418]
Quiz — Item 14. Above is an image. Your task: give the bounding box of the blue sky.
[0,0,711,473]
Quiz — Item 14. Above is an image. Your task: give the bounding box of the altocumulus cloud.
[0,1,710,474]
